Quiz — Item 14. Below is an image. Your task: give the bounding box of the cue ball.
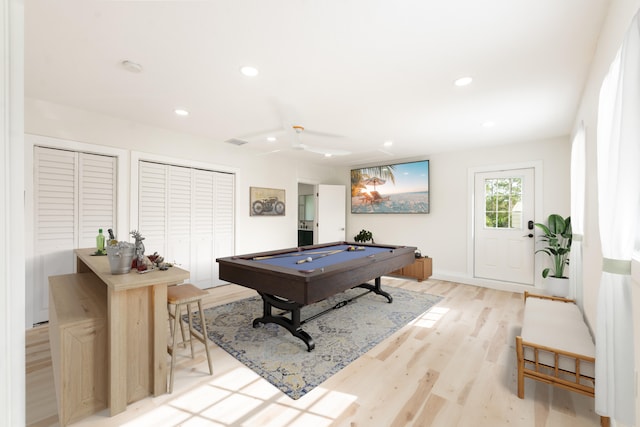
[306,257,313,262]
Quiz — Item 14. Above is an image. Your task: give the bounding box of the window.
[484,177,523,229]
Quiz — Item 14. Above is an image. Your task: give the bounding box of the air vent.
[225,138,249,146]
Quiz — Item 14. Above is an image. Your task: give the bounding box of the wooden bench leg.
[515,336,525,398]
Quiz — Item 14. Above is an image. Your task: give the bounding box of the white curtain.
[569,123,585,308]
[594,11,640,425]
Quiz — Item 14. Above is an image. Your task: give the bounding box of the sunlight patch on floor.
[413,306,450,328]
[199,392,266,424]
[243,387,358,427]
[119,405,193,427]
[169,381,233,413]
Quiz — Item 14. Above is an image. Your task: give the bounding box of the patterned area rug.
[188,286,442,399]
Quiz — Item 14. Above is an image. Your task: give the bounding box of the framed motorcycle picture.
[250,187,286,216]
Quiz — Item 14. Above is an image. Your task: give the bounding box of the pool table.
[216,242,416,351]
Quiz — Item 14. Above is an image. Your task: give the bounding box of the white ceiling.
[25,1,610,166]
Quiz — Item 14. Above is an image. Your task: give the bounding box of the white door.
[474,168,535,285]
[138,161,235,290]
[30,147,116,326]
[316,184,346,243]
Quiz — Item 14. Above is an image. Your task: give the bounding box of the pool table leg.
[253,293,315,352]
[356,277,393,303]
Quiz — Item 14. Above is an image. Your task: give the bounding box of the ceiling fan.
[287,125,351,157]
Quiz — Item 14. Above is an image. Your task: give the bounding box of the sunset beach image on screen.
[350,160,429,214]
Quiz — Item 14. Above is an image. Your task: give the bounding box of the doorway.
[297,183,346,246]
[473,166,538,285]
[298,183,315,246]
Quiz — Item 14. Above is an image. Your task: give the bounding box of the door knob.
[523,233,534,238]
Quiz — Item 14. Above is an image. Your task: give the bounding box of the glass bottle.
[96,229,105,254]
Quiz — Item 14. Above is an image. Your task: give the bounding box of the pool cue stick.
[253,248,344,261]
[295,247,356,264]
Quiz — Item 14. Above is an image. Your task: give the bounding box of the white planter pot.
[545,276,570,298]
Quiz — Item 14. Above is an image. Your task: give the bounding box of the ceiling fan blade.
[304,146,351,156]
[303,129,343,139]
[237,127,285,140]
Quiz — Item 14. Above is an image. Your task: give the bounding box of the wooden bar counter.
[49,248,190,421]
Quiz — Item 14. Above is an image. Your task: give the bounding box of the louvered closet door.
[191,169,215,287]
[213,172,235,286]
[32,147,116,325]
[138,162,168,257]
[138,161,235,289]
[79,153,117,246]
[167,165,192,269]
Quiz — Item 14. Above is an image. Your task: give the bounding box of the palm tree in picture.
[350,166,396,196]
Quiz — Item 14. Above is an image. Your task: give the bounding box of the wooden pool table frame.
[217,241,416,351]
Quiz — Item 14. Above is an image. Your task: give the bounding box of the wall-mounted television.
[351,160,429,214]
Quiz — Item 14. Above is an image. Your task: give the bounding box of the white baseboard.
[430,271,542,294]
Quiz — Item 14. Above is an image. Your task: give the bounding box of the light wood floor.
[26,278,601,427]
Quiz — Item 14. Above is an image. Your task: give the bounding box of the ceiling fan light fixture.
[240,66,259,77]
[121,60,143,73]
[454,76,473,87]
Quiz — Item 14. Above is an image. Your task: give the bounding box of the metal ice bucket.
[106,244,135,274]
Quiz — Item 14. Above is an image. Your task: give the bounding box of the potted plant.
[534,214,571,296]
[354,229,374,244]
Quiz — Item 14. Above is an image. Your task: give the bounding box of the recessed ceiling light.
[121,60,143,73]
[482,121,495,128]
[174,109,189,116]
[324,153,332,158]
[454,76,473,87]
[240,66,259,77]
[383,140,393,147]
[266,136,277,142]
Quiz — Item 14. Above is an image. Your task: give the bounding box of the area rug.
[187,286,442,399]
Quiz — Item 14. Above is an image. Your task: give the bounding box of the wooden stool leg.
[168,302,187,348]
[168,302,182,393]
[198,299,213,375]
[187,303,195,358]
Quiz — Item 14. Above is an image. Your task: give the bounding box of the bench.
[515,292,609,427]
[49,273,107,426]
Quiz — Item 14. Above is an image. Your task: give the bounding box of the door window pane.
[484,177,523,229]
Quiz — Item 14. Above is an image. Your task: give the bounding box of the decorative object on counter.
[130,230,154,272]
[107,228,117,246]
[250,187,286,216]
[148,252,170,270]
[105,241,136,274]
[353,229,374,244]
[414,249,422,258]
[95,229,106,255]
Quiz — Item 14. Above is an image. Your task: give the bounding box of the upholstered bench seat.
[520,296,595,378]
[516,292,608,427]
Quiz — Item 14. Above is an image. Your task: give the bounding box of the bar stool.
[167,283,213,393]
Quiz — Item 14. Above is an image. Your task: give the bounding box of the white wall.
[25,98,343,256]
[571,0,640,422]
[572,0,640,328]
[345,136,571,292]
[1,0,25,425]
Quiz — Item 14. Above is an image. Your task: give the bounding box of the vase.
[545,276,570,298]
